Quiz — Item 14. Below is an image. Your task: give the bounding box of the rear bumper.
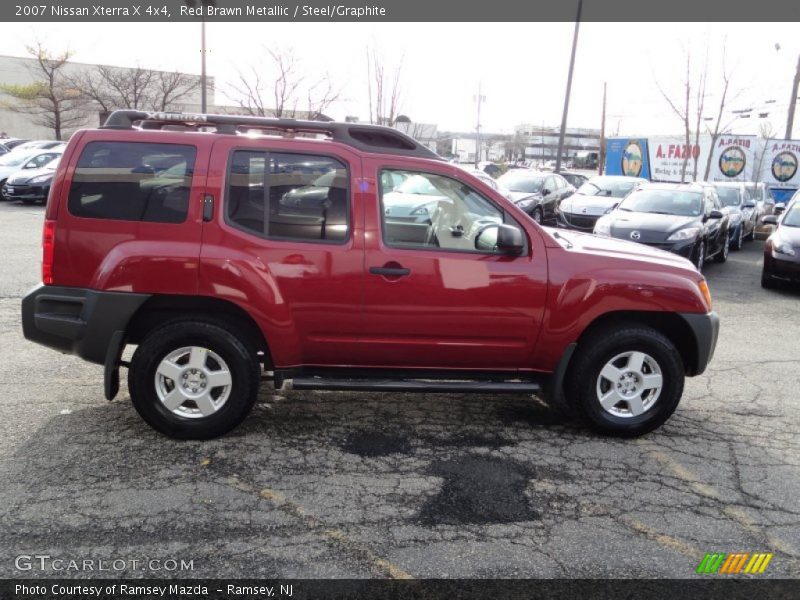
[21,284,150,365]
[678,311,720,376]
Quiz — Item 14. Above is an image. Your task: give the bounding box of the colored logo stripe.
[696,552,773,574]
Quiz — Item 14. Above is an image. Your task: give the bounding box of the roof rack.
[101,110,442,160]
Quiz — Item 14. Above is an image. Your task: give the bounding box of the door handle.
[369,266,411,277]
[202,194,214,222]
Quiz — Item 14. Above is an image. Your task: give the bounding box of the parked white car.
[0,149,64,192]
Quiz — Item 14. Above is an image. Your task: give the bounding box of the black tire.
[531,207,543,224]
[761,269,779,290]
[128,319,260,439]
[693,240,706,271]
[731,225,743,251]
[564,324,685,437]
[714,235,729,263]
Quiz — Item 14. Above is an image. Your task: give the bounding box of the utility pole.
[184,0,215,113]
[599,82,606,175]
[474,83,485,168]
[555,0,583,173]
[785,53,800,140]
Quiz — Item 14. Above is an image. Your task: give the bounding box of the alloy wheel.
[595,351,663,418]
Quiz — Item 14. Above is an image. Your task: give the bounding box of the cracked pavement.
[0,201,798,579]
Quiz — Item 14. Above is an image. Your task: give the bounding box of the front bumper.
[763,252,800,283]
[22,284,150,365]
[611,234,696,260]
[2,183,48,202]
[557,210,600,232]
[679,311,720,376]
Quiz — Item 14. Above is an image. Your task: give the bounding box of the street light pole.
[474,83,485,168]
[555,0,583,174]
[785,53,800,140]
[201,17,207,113]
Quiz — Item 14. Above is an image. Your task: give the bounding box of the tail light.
[42,219,56,285]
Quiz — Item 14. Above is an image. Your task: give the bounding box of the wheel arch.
[572,310,700,376]
[125,295,271,366]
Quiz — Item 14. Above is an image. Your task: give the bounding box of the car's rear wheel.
[564,324,685,437]
[128,320,260,439]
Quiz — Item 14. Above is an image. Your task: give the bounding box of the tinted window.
[618,189,703,217]
[69,142,195,223]
[226,151,349,243]
[578,178,639,198]
[380,169,509,252]
[715,187,741,207]
[497,172,546,193]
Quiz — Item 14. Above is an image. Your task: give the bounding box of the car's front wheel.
[531,207,543,224]
[731,225,744,251]
[694,240,706,271]
[564,324,685,437]
[128,319,260,439]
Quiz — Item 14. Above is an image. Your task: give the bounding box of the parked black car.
[557,175,647,232]
[1,156,59,204]
[713,182,759,250]
[560,171,589,189]
[761,194,800,288]
[593,182,729,271]
[496,170,575,224]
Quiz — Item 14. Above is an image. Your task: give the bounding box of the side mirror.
[743,202,756,209]
[774,204,786,215]
[761,215,778,226]
[708,210,723,219]
[542,188,551,196]
[475,224,525,255]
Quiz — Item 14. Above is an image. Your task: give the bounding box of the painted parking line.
[225,474,413,579]
[641,445,799,560]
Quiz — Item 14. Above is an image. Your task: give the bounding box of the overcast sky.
[1,21,798,137]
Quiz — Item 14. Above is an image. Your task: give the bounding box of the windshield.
[783,204,800,227]
[577,178,638,198]
[0,152,32,167]
[499,174,546,194]
[714,187,741,207]
[618,189,703,217]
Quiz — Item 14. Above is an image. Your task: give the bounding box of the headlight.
[773,240,796,256]
[410,206,429,216]
[516,196,536,208]
[667,227,700,241]
[28,174,52,184]
[593,217,611,236]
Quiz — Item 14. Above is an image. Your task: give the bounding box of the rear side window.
[68,141,196,223]
[226,150,349,243]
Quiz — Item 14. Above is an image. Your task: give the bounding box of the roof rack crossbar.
[101,110,441,160]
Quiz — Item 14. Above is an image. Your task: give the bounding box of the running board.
[288,377,541,394]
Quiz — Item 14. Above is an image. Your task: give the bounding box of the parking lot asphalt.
[1,200,798,579]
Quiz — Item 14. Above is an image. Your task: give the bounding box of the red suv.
[22,111,719,439]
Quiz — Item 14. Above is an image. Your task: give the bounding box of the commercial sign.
[604,138,650,180]
[756,140,800,190]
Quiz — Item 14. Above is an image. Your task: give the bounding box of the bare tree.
[656,52,695,182]
[0,43,86,140]
[752,121,775,185]
[366,47,403,125]
[702,43,745,180]
[149,70,201,111]
[225,48,338,120]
